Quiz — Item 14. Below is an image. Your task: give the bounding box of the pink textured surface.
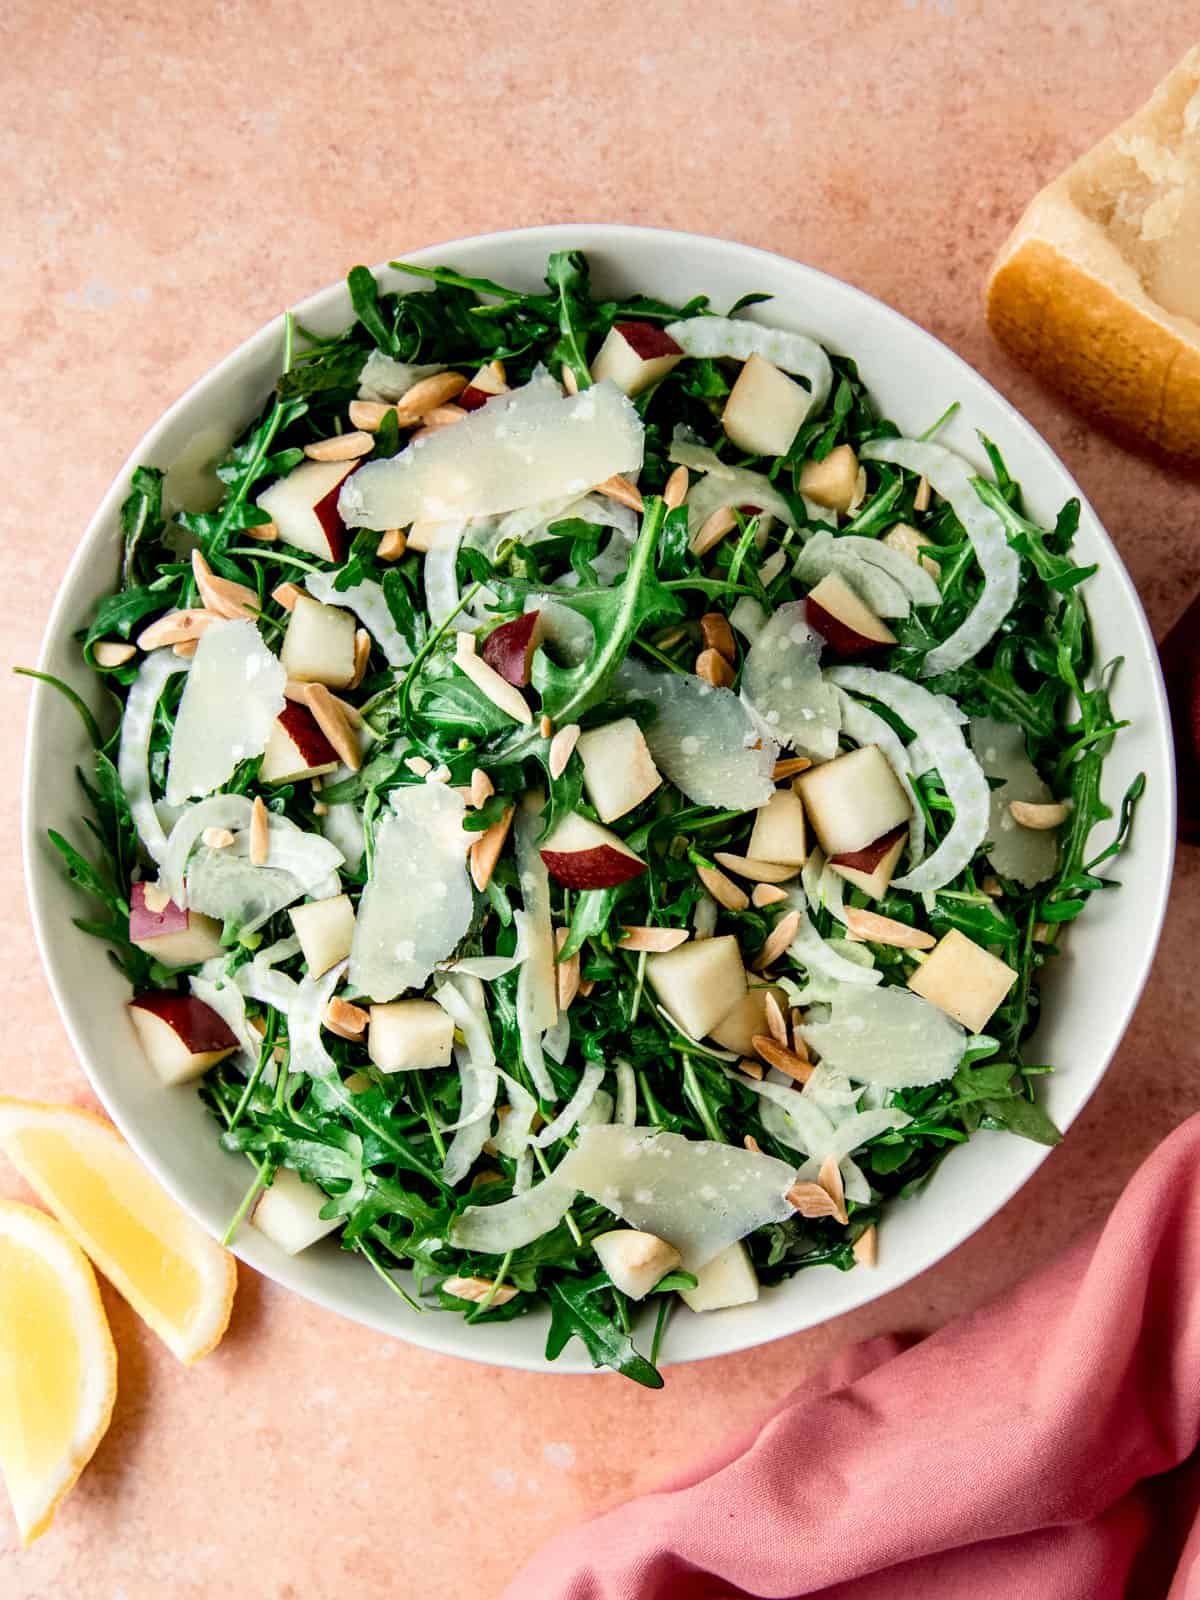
[1,3,1197,1593]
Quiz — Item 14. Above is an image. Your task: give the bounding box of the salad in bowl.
[35,247,1144,1385]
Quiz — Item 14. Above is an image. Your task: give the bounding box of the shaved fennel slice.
[971,715,1058,887]
[799,986,965,1089]
[305,570,413,666]
[830,666,988,892]
[861,438,1020,675]
[838,533,941,607]
[434,976,499,1142]
[794,532,912,618]
[320,784,365,875]
[532,595,596,666]
[349,785,472,1002]
[422,521,471,631]
[161,795,251,906]
[667,428,736,479]
[543,1011,571,1064]
[357,352,442,402]
[784,892,883,987]
[513,1148,534,1194]
[833,688,926,865]
[189,974,259,1069]
[557,1126,798,1273]
[338,379,643,528]
[729,595,768,643]
[730,1070,839,1157]
[441,1045,497,1187]
[534,1064,606,1148]
[664,316,833,416]
[289,960,347,1077]
[684,462,798,541]
[186,847,305,934]
[119,652,189,864]
[449,1176,575,1254]
[514,799,558,1102]
[614,658,776,810]
[614,1061,637,1126]
[581,1088,615,1128]
[741,603,840,760]
[797,531,940,609]
[165,620,285,806]
[234,953,299,1014]
[493,1071,540,1158]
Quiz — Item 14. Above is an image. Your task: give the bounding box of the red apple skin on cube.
[805,573,895,658]
[313,481,349,564]
[590,323,684,396]
[128,883,225,968]
[457,362,509,411]
[539,814,647,889]
[616,322,682,361]
[828,823,908,899]
[260,702,340,785]
[128,993,239,1086]
[255,458,356,563]
[481,611,541,687]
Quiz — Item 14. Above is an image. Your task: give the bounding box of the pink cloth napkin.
[503,1113,1200,1599]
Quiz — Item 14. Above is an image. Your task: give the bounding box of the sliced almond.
[323,995,369,1041]
[136,608,220,651]
[173,639,200,658]
[348,400,392,433]
[191,549,259,620]
[751,883,788,908]
[690,505,737,557]
[737,1059,764,1081]
[852,1224,878,1267]
[695,647,735,689]
[743,1133,762,1152]
[454,632,533,725]
[561,365,579,396]
[695,862,749,912]
[249,796,270,867]
[377,528,408,561]
[843,907,936,950]
[394,371,468,423]
[752,1034,813,1084]
[663,464,690,511]
[981,875,1003,898]
[421,404,468,429]
[1033,921,1056,944]
[577,977,596,1000]
[786,1180,841,1219]
[700,612,736,664]
[754,909,802,971]
[554,927,581,1011]
[442,1275,518,1307]
[1009,799,1070,830]
[140,881,171,915]
[245,519,278,543]
[92,640,137,668]
[303,683,361,772]
[469,767,495,808]
[772,756,812,781]
[548,723,581,781]
[539,714,553,740]
[714,852,796,885]
[304,430,374,462]
[405,756,433,777]
[201,827,236,850]
[913,475,932,513]
[272,582,303,612]
[817,1154,849,1225]
[595,474,644,513]
[763,990,789,1046]
[618,926,690,953]
[347,628,371,689]
[469,805,515,892]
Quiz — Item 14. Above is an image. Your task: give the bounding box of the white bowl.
[23,225,1175,1373]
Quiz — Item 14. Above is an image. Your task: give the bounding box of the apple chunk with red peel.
[828,823,908,899]
[457,360,509,411]
[576,717,662,823]
[128,883,225,967]
[255,457,355,562]
[540,813,647,889]
[907,928,1017,1033]
[289,893,356,978]
[646,934,747,1041]
[590,321,683,396]
[593,1230,682,1302]
[796,744,911,857]
[481,611,541,687]
[722,354,811,457]
[280,594,357,687]
[260,702,339,784]
[806,572,896,657]
[128,993,239,1086]
[747,788,808,867]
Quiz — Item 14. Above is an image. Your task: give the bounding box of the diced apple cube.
[280,594,357,688]
[883,522,941,578]
[679,1240,759,1312]
[575,717,663,823]
[798,444,860,511]
[906,928,1018,1033]
[255,458,355,562]
[259,702,339,784]
[828,824,908,899]
[127,993,239,1087]
[590,322,683,396]
[368,999,456,1072]
[457,359,509,411]
[708,984,786,1054]
[593,1229,682,1301]
[721,354,810,457]
[796,745,911,858]
[539,813,648,889]
[253,1168,341,1254]
[289,894,356,978]
[646,934,747,1040]
[747,788,808,867]
[481,612,541,687]
[128,883,225,967]
[805,572,896,656]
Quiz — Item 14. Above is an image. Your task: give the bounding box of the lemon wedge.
[0,1099,236,1366]
[0,1199,117,1546]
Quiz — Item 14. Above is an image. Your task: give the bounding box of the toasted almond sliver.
[394,371,469,423]
[743,1133,762,1152]
[469,767,494,808]
[842,906,936,950]
[561,365,579,396]
[443,1275,519,1307]
[752,1034,813,1084]
[914,475,932,513]
[751,883,788,908]
[454,632,533,725]
[577,977,596,1000]
[304,431,374,462]
[663,464,689,511]
[713,852,796,885]
[853,1224,878,1267]
[191,549,259,620]
[618,926,690,953]
[348,400,391,432]
[763,990,789,1046]
[695,647,735,689]
[272,582,303,612]
[422,404,469,429]
[690,505,737,557]
[737,1058,764,1081]
[137,608,220,651]
[173,639,200,658]
[201,827,236,850]
[1033,921,1055,944]
[786,1180,841,1219]
[548,723,581,781]
[348,628,371,689]
[92,640,137,668]
[772,756,813,781]
[595,474,643,513]
[554,927,581,1012]
[470,805,515,892]
[754,909,802,971]
[405,756,432,777]
[981,875,1003,897]
[700,612,736,664]
[539,714,553,740]
[323,996,369,1041]
[249,796,270,867]
[141,881,171,915]
[245,519,278,542]
[377,527,408,561]
[1009,799,1070,830]
[303,684,361,772]
[695,862,749,913]
[817,1154,849,1226]
[653,624,690,651]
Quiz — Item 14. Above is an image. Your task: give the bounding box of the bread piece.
[986,48,1200,461]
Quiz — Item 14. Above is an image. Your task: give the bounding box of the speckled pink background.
[2,4,1198,1593]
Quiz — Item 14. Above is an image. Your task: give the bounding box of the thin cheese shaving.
[165,620,285,806]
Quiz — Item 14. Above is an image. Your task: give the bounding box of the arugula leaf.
[347,265,399,356]
[545,1273,663,1387]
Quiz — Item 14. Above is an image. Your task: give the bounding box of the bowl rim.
[21,222,1176,1373]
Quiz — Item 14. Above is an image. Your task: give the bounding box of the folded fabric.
[502,1113,1200,1599]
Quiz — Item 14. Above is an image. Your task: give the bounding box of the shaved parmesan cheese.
[338,380,643,529]
[514,798,559,1102]
[165,620,285,806]
[614,659,777,810]
[289,960,348,1077]
[534,1064,606,1148]
[664,317,833,418]
[794,532,915,618]
[557,1125,797,1272]
[357,352,442,403]
[971,716,1059,887]
[305,570,413,666]
[833,688,926,866]
[119,652,189,863]
[830,667,989,892]
[741,602,841,760]
[684,462,798,542]
[449,1176,576,1254]
[861,438,1020,675]
[349,785,472,1001]
[799,985,965,1089]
